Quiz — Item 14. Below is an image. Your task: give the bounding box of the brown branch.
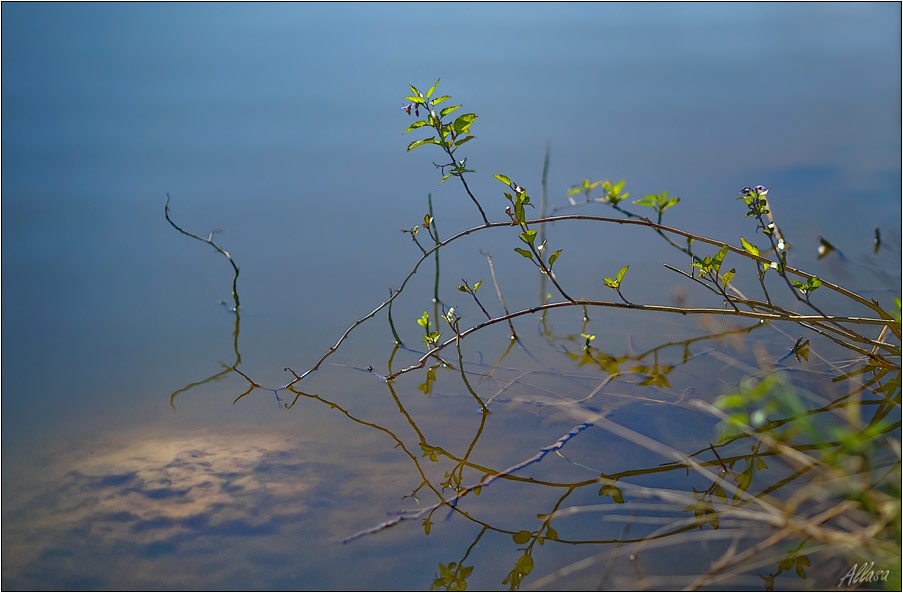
[164,194,240,310]
[387,300,898,381]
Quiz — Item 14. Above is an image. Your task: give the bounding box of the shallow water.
[2,3,901,590]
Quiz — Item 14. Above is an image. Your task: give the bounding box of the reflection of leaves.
[770,542,812,583]
[502,553,534,591]
[441,466,466,492]
[709,483,726,503]
[512,530,531,544]
[684,488,720,529]
[538,525,558,545]
[631,362,674,389]
[564,347,622,377]
[795,555,810,578]
[420,444,440,462]
[431,561,473,591]
[599,484,624,503]
[419,365,439,395]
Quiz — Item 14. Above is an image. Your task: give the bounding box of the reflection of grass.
[165,81,900,590]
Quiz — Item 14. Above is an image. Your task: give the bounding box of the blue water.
[3,3,900,589]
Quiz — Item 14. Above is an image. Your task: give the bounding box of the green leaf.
[452,113,478,134]
[633,197,656,207]
[431,95,451,105]
[403,120,428,134]
[548,249,562,266]
[426,78,439,99]
[740,237,759,256]
[494,173,512,186]
[457,285,468,292]
[520,230,537,244]
[409,84,422,98]
[514,247,534,260]
[722,268,736,287]
[615,265,629,282]
[603,277,619,289]
[440,104,462,117]
[407,137,438,151]
[516,554,534,574]
[715,394,746,409]
[512,530,531,544]
[712,245,729,272]
[453,135,475,148]
[473,280,482,291]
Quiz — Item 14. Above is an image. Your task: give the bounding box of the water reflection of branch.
[389,301,897,383]
[164,195,243,408]
[342,421,594,544]
[185,265,896,591]
[272,327,896,590]
[169,308,242,408]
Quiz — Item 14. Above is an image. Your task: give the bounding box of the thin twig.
[284,215,899,388]
[164,194,240,310]
[481,250,517,339]
[387,299,897,381]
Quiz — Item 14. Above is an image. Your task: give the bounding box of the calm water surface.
[2,3,900,590]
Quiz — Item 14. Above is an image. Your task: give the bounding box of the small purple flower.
[401,102,420,117]
[739,185,768,197]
